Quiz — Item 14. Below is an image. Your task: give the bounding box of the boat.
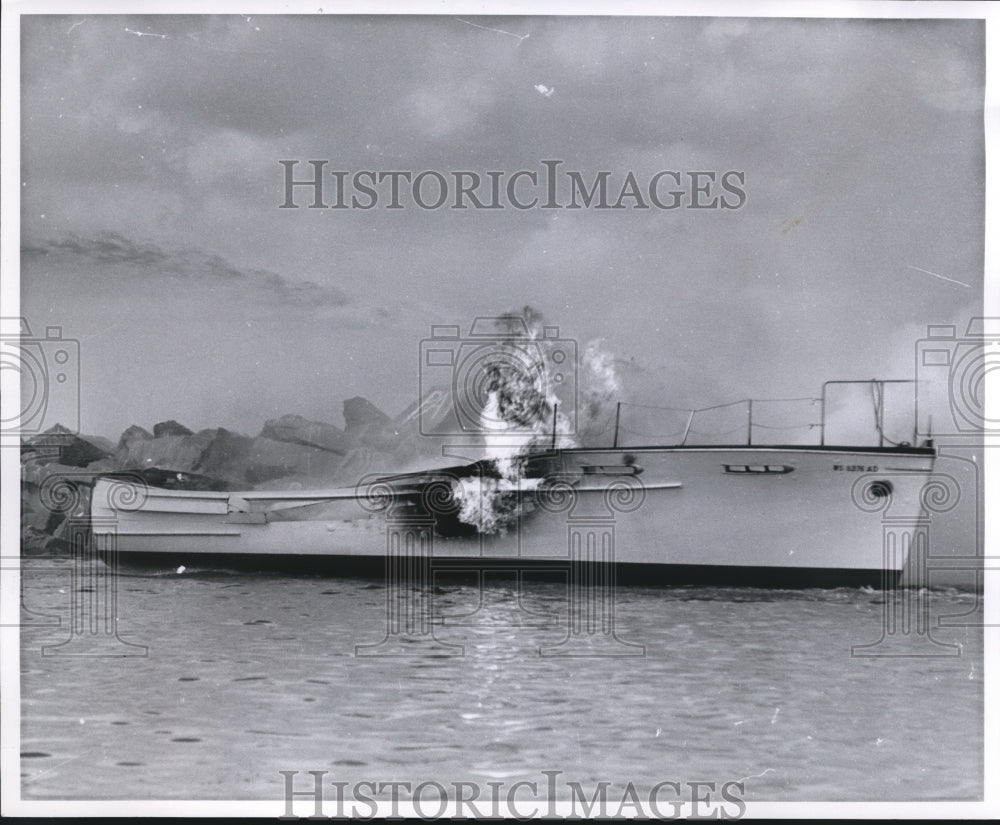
[90,377,940,587]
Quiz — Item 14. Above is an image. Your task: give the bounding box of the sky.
[17,13,985,440]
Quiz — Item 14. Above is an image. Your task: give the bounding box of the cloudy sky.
[18,12,984,439]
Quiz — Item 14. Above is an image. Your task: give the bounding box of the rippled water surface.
[19,558,983,802]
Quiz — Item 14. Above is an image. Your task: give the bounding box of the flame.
[449,306,581,534]
[452,475,540,535]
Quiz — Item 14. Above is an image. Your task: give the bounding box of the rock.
[23,425,113,468]
[22,525,60,555]
[26,422,75,439]
[245,437,346,485]
[116,432,213,474]
[58,436,111,468]
[22,458,51,487]
[20,441,63,466]
[21,486,61,533]
[21,464,95,546]
[84,458,119,474]
[50,483,93,528]
[21,460,98,489]
[342,396,402,451]
[153,420,194,437]
[343,397,391,431]
[118,424,153,449]
[196,427,250,461]
[260,414,350,455]
[194,428,253,486]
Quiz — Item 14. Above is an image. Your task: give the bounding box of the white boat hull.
[90,445,939,586]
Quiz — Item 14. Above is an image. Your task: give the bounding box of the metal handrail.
[819,379,917,447]
[609,379,917,448]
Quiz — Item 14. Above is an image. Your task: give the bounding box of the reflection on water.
[19,558,983,801]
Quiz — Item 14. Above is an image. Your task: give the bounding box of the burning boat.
[90,318,939,586]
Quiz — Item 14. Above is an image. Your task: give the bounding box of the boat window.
[723,464,794,474]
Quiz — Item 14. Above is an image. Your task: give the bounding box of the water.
[19,558,983,804]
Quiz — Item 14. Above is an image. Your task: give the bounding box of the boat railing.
[601,379,922,449]
[819,379,919,448]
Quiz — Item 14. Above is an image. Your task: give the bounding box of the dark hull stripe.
[113,552,896,589]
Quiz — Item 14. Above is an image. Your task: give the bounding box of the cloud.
[23,234,169,268]
[22,231,352,308]
[16,15,985,439]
